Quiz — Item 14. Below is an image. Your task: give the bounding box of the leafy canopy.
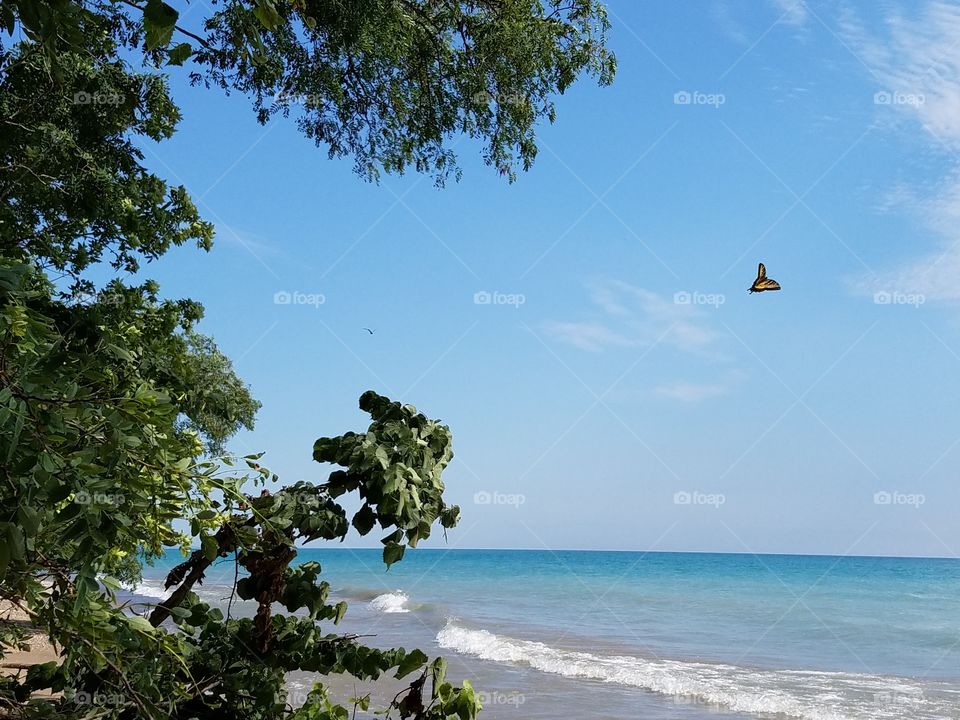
[0,0,615,717]
[4,0,616,183]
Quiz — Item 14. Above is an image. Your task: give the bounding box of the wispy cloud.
[771,0,809,28]
[215,224,287,258]
[714,1,808,45]
[840,2,960,143]
[544,279,720,353]
[544,322,638,353]
[712,1,749,45]
[841,2,960,301]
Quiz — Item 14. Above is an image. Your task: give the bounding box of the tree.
[0,1,615,717]
[3,0,616,183]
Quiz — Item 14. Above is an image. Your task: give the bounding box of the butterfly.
[748,263,781,293]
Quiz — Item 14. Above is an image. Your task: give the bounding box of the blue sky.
[126,0,960,557]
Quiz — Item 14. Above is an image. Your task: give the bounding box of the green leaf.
[104,343,133,362]
[430,657,447,697]
[381,528,403,545]
[0,542,9,580]
[17,506,39,535]
[253,0,281,30]
[25,661,60,692]
[351,504,376,535]
[100,575,121,592]
[2,522,24,561]
[127,615,155,633]
[167,42,192,65]
[395,648,427,679]
[382,542,405,568]
[143,0,178,50]
[200,533,218,561]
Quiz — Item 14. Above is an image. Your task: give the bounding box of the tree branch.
[116,0,211,49]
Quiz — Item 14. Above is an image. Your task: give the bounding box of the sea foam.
[125,581,168,599]
[370,591,410,614]
[436,621,947,720]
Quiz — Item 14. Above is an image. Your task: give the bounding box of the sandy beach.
[0,600,59,678]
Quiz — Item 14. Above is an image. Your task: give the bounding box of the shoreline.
[0,600,59,677]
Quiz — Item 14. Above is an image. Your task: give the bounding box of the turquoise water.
[135,550,960,719]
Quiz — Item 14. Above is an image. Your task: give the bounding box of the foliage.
[0,13,213,289]
[0,260,472,716]
[0,0,615,717]
[3,0,616,183]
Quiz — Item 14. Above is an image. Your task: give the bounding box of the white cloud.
[543,322,637,353]
[854,173,960,301]
[841,2,960,145]
[712,1,750,45]
[544,279,720,353]
[215,224,285,257]
[770,0,809,28]
[841,2,960,302]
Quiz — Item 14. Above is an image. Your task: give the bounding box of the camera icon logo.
[473,491,492,504]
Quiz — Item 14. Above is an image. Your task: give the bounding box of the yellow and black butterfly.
[748,263,781,293]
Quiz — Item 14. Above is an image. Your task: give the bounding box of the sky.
[120,0,960,557]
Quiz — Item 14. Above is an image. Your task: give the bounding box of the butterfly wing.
[749,263,780,292]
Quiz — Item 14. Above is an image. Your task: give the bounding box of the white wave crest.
[126,581,168,599]
[436,621,952,720]
[370,591,410,614]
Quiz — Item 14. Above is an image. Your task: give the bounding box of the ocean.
[131,549,960,719]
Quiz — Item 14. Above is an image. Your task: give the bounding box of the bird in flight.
[362,328,375,335]
[748,263,781,293]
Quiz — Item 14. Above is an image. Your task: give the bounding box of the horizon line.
[217,546,959,561]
